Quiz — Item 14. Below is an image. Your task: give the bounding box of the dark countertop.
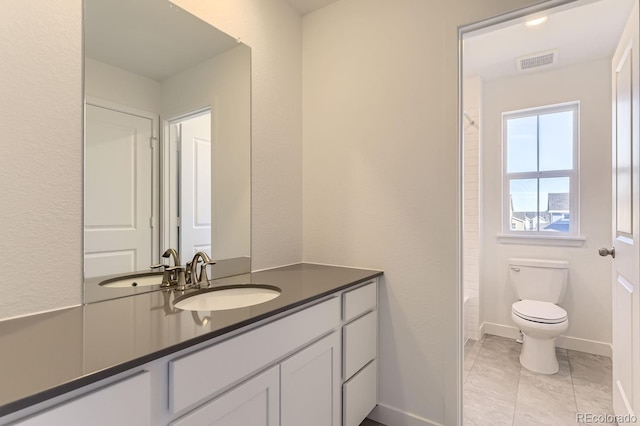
[0,263,382,417]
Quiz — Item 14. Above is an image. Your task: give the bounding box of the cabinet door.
[170,366,279,426]
[281,332,341,426]
[14,371,150,426]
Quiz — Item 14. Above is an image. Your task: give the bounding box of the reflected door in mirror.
[85,103,155,278]
[169,110,212,258]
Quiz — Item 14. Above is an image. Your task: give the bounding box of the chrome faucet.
[150,248,187,289]
[189,252,216,289]
[150,248,214,290]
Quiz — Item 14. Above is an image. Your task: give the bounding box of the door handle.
[598,247,615,258]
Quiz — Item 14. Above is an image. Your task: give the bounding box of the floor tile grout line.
[512,340,522,426]
[568,351,580,420]
[463,337,485,384]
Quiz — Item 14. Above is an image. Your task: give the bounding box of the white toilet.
[509,258,569,374]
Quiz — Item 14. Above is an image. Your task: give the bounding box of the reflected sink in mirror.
[174,285,281,312]
[99,272,164,288]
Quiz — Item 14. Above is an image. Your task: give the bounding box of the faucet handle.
[197,260,216,289]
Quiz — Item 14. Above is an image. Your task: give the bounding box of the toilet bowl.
[512,300,568,374]
[508,258,569,375]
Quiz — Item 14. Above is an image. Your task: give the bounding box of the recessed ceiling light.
[525,16,548,27]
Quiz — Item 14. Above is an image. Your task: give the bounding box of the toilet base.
[519,334,559,374]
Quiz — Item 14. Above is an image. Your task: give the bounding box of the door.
[610,0,640,418]
[280,332,341,426]
[169,366,279,426]
[84,103,154,277]
[175,111,212,258]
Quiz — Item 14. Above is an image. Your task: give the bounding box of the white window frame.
[501,102,580,241]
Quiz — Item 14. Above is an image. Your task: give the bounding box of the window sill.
[497,234,586,247]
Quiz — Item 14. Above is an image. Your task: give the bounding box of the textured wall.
[302,0,537,424]
[0,0,83,319]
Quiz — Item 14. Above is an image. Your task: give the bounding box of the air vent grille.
[517,50,557,71]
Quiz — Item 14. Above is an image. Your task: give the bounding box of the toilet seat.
[512,300,567,324]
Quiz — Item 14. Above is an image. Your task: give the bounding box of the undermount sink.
[99,272,164,288]
[173,285,281,312]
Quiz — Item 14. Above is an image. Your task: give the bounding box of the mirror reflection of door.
[84,103,156,277]
[169,110,212,259]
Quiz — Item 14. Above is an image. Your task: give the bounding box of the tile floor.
[464,334,614,425]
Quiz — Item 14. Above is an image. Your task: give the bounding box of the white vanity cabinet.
[341,281,378,426]
[11,371,151,426]
[171,331,341,426]
[3,278,379,426]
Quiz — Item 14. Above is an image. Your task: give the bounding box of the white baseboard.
[480,322,521,340]
[555,335,612,357]
[480,322,612,357]
[369,403,443,426]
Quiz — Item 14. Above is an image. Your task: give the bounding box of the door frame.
[456,1,581,424]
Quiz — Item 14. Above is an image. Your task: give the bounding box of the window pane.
[506,116,537,173]
[539,110,573,171]
[509,179,538,231]
[539,177,570,233]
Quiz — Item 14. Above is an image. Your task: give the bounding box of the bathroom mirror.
[83,0,251,302]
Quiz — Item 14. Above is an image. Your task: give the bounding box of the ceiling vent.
[516,49,557,71]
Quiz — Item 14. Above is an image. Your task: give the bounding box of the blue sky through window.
[505,109,576,232]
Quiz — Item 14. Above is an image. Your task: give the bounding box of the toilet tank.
[508,258,568,303]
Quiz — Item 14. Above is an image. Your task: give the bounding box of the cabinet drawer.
[343,360,377,426]
[343,282,377,322]
[14,371,151,426]
[170,297,340,413]
[343,310,377,380]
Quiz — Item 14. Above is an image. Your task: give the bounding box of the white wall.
[0,0,83,319]
[481,58,613,353]
[302,0,537,424]
[85,58,161,114]
[464,76,482,342]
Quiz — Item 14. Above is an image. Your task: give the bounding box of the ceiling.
[85,0,238,81]
[286,0,340,15]
[464,0,635,80]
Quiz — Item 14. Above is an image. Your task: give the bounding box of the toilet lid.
[512,300,567,324]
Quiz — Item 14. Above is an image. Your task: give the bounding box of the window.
[503,103,579,236]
